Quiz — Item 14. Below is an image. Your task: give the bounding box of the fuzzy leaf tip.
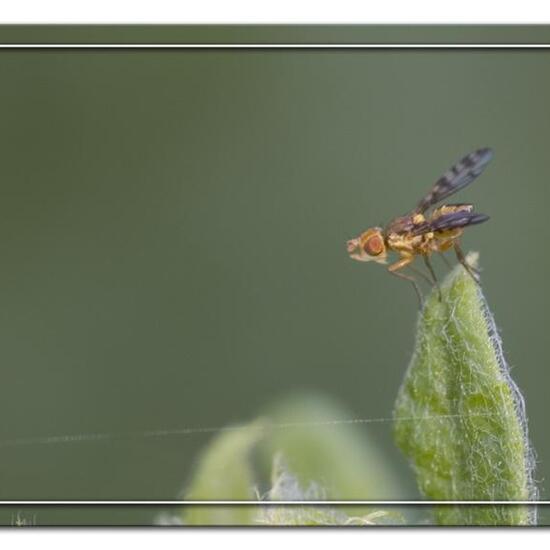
[393,253,537,525]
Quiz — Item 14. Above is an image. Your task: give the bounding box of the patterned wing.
[412,211,490,236]
[416,148,493,213]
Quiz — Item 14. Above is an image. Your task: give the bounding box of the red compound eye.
[364,235,384,256]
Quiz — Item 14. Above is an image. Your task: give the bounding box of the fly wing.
[411,211,490,236]
[385,215,417,235]
[416,148,493,213]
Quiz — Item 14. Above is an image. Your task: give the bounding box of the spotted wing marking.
[411,211,490,236]
[416,148,494,214]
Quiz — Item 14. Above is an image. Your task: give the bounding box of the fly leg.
[454,241,481,284]
[423,255,442,301]
[407,264,434,288]
[388,254,424,308]
[435,240,454,271]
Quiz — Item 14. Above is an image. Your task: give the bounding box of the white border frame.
[0,37,545,508]
[1,44,550,48]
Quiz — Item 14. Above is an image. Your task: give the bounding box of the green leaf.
[260,393,404,501]
[181,420,264,525]
[178,393,406,526]
[394,253,537,525]
[259,393,407,523]
[257,454,400,526]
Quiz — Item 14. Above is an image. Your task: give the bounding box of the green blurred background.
[0,27,549,524]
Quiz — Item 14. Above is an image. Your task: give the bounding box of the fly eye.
[364,235,384,256]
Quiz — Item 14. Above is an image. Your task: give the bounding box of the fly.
[346,148,493,305]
